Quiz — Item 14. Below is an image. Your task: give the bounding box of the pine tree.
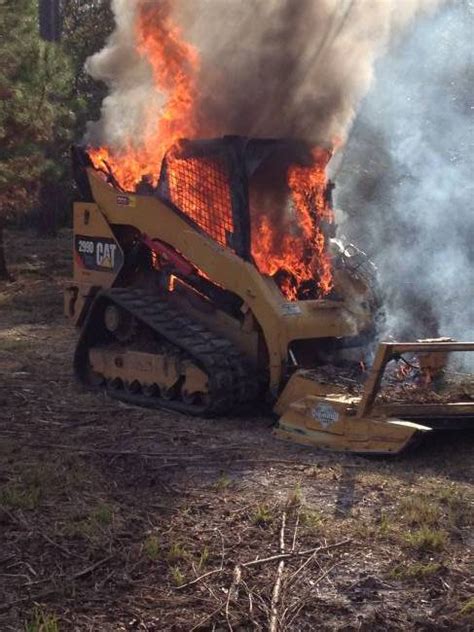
[0,0,75,277]
[61,0,113,136]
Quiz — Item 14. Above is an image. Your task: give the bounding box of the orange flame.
[89,1,198,190]
[252,148,334,300]
[87,6,335,302]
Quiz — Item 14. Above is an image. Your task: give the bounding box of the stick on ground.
[269,510,287,632]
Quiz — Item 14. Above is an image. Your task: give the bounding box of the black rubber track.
[74,288,257,416]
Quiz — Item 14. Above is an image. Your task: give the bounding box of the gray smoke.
[86,0,443,148]
[336,0,474,347]
[181,0,443,143]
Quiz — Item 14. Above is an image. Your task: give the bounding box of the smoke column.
[336,1,474,348]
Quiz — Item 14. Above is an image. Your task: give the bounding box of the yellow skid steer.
[65,138,474,454]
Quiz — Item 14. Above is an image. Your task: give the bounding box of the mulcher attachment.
[274,341,474,455]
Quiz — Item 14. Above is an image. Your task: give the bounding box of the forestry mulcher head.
[66,137,474,455]
[275,341,474,455]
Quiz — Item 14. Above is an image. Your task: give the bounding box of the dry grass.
[25,609,59,632]
[389,561,442,580]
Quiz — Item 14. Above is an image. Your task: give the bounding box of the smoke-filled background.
[335,0,474,344]
[85,0,473,343]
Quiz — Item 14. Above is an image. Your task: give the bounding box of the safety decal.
[312,403,339,428]
[281,303,302,316]
[116,195,136,207]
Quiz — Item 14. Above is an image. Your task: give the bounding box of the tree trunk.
[38,0,62,42]
[37,180,58,237]
[0,221,11,281]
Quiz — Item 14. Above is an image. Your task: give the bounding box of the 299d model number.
[78,239,95,254]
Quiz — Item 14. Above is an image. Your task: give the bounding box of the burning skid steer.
[66,137,474,455]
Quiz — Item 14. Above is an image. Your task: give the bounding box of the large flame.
[89,1,198,190]
[252,148,334,300]
[87,4,334,301]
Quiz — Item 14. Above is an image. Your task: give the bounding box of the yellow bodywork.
[72,169,374,391]
[273,371,429,454]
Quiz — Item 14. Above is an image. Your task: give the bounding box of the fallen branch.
[291,509,300,553]
[269,510,287,632]
[243,539,352,568]
[176,568,223,590]
[225,564,242,631]
[176,539,352,593]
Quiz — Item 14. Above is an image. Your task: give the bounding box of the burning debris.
[302,338,474,406]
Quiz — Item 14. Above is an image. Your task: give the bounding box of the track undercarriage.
[75,288,257,416]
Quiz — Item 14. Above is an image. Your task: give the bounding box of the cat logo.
[96,242,117,269]
[75,235,124,274]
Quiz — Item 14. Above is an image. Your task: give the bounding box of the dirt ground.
[0,229,473,631]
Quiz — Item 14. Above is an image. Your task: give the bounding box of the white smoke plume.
[85,0,443,149]
[85,0,164,149]
[336,1,474,349]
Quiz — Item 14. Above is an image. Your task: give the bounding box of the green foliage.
[300,508,324,530]
[0,0,113,244]
[65,501,115,541]
[197,546,210,569]
[0,482,42,510]
[378,510,391,536]
[91,502,114,526]
[252,504,273,527]
[61,0,113,132]
[0,0,75,217]
[390,562,441,580]
[167,542,188,562]
[170,566,185,587]
[460,597,474,617]
[214,473,231,491]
